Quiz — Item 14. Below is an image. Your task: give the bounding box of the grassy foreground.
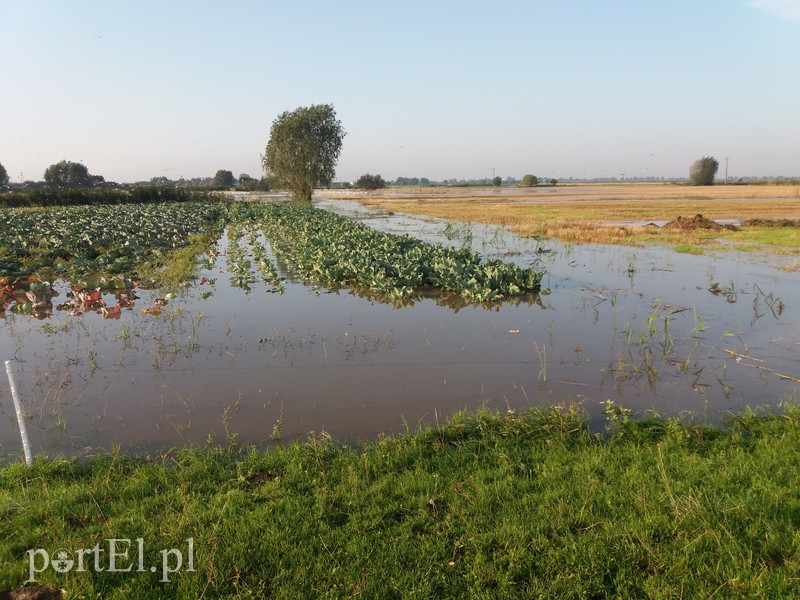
[1,405,799,598]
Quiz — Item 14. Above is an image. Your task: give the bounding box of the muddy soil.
[662,214,738,231]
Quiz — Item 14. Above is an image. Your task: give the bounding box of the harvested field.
[319,183,800,250]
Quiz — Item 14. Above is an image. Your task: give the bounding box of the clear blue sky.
[2,0,799,183]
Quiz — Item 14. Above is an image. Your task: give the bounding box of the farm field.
[0,192,797,458]
[1,191,799,597]
[319,183,800,250]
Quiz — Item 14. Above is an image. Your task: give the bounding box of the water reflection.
[1,197,798,458]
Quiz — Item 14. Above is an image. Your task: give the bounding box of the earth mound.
[740,218,800,228]
[662,214,738,231]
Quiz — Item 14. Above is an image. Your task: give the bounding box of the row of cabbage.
[239,203,543,302]
[0,201,226,278]
[2,199,542,310]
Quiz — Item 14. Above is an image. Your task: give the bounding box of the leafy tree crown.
[262,104,345,201]
[213,169,235,188]
[356,173,386,190]
[689,156,719,186]
[44,160,96,188]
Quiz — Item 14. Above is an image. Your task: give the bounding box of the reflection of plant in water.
[443,220,473,248]
[708,281,737,303]
[624,252,636,281]
[335,329,395,362]
[256,327,395,364]
[533,341,547,382]
[752,284,784,323]
[609,301,712,389]
[485,225,508,251]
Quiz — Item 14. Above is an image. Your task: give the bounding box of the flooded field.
[1,197,798,458]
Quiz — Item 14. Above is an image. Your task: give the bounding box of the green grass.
[1,405,799,598]
[137,231,219,288]
[729,226,800,250]
[672,243,705,255]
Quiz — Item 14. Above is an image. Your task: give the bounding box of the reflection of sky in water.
[0,198,797,457]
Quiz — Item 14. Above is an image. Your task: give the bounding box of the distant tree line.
[0,186,221,208]
[0,159,271,194]
[394,177,432,186]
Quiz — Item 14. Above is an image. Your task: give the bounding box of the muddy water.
[1,198,797,458]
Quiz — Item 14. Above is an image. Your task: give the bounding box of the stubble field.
[319,182,800,251]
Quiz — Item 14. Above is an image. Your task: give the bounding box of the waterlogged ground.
[1,197,798,457]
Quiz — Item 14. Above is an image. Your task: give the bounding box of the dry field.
[319,183,800,252]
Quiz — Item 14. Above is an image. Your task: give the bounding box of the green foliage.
[0,201,226,280]
[262,103,345,201]
[233,177,268,192]
[689,156,719,186]
[0,186,220,208]
[521,174,538,186]
[355,173,386,190]
[212,169,234,188]
[235,176,271,192]
[239,202,543,302]
[43,160,100,188]
[1,406,798,598]
[395,176,432,186]
[0,161,8,186]
[492,176,502,187]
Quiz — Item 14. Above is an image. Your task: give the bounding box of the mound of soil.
[662,214,738,232]
[740,218,800,228]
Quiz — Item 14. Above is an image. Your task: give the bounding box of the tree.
[213,169,235,188]
[689,156,719,186]
[237,176,271,192]
[521,174,538,187]
[356,173,386,190]
[0,161,8,187]
[44,160,95,187]
[262,103,345,201]
[492,176,502,187]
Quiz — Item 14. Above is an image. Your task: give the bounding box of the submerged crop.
[239,202,544,302]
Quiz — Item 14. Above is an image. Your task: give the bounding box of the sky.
[1,0,799,184]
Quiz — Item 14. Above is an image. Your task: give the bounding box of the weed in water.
[271,406,284,442]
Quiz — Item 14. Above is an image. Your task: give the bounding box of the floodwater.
[1,197,798,458]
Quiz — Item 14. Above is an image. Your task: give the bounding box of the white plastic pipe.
[5,360,33,466]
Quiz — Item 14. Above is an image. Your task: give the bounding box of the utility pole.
[724,157,731,184]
